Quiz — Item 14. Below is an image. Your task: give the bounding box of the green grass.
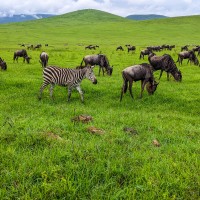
[0,9,200,199]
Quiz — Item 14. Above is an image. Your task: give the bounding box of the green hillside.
[1,9,199,46]
[0,9,200,200]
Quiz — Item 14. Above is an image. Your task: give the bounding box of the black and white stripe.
[39,65,97,102]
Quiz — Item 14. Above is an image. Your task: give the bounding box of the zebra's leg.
[49,84,55,100]
[67,87,72,102]
[38,82,49,100]
[76,85,84,102]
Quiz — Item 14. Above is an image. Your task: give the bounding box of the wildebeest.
[148,53,182,81]
[181,45,189,51]
[80,54,113,76]
[39,52,49,68]
[162,44,175,51]
[120,63,159,101]
[177,50,199,66]
[139,49,152,59]
[39,65,97,102]
[13,49,31,64]
[127,45,136,53]
[34,44,42,50]
[85,45,96,50]
[116,46,124,51]
[0,57,7,70]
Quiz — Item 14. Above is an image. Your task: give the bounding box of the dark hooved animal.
[80,54,113,76]
[39,66,97,102]
[34,44,42,50]
[116,46,124,51]
[127,45,136,53]
[39,52,49,68]
[0,57,7,70]
[181,45,189,51]
[148,53,182,81]
[120,63,159,101]
[85,45,96,50]
[177,50,199,66]
[139,49,152,59]
[13,49,31,64]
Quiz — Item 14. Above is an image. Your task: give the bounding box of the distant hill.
[0,14,55,24]
[126,14,168,20]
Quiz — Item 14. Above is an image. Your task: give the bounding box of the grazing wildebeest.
[116,46,124,51]
[39,52,49,68]
[127,45,136,53]
[80,54,113,76]
[120,63,159,101]
[177,50,199,66]
[147,46,162,52]
[13,49,31,64]
[39,66,97,102]
[139,49,152,59]
[0,57,7,70]
[181,45,189,51]
[85,45,96,50]
[148,53,182,81]
[34,44,42,50]
[27,44,34,50]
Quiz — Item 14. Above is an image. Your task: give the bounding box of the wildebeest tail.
[80,58,84,66]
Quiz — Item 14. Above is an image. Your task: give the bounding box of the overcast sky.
[0,0,199,17]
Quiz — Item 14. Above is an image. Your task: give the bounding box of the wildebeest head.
[0,60,7,70]
[172,70,182,82]
[85,66,97,84]
[106,66,113,76]
[25,56,31,64]
[146,81,159,95]
[99,54,113,76]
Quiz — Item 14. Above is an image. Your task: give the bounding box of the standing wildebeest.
[39,66,97,102]
[177,50,199,66]
[148,53,182,81]
[120,63,159,101]
[80,54,113,76]
[13,49,31,64]
[127,45,136,53]
[39,52,49,68]
[139,49,152,59]
[116,46,124,51]
[0,57,7,70]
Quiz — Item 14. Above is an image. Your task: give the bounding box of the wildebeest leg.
[167,73,170,81]
[120,80,128,102]
[38,82,49,100]
[158,70,163,80]
[49,84,55,99]
[76,85,84,102]
[129,81,134,99]
[140,80,146,98]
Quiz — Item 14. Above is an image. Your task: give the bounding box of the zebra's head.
[85,66,97,84]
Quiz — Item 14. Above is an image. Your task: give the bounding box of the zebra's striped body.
[39,65,97,102]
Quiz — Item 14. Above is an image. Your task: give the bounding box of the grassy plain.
[0,9,200,199]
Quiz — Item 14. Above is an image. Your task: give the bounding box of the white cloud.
[0,0,199,17]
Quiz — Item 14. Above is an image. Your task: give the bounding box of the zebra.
[38,65,97,102]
